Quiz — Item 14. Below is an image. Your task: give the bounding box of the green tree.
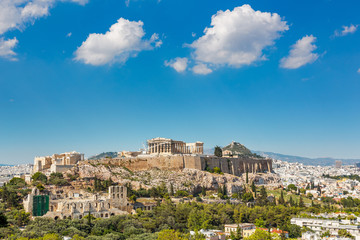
[246,170,249,184]
[251,181,256,197]
[130,195,137,204]
[213,167,222,174]
[255,218,266,228]
[157,229,186,240]
[245,229,278,240]
[49,173,69,186]
[288,196,295,207]
[278,191,285,205]
[170,184,174,196]
[32,172,48,184]
[0,211,7,227]
[242,192,254,202]
[256,186,268,206]
[338,229,354,239]
[320,230,330,238]
[43,233,62,240]
[230,225,243,240]
[9,177,26,188]
[299,196,305,208]
[214,146,222,157]
[287,184,297,192]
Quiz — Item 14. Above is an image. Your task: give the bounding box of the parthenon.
[147,137,204,155]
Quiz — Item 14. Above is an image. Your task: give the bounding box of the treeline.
[0,202,304,240]
[323,174,360,182]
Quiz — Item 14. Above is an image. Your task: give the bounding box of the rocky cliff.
[66,160,280,195]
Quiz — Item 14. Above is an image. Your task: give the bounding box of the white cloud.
[67,32,72,37]
[0,0,87,59]
[190,4,288,70]
[192,63,212,75]
[335,24,358,37]
[0,0,87,35]
[74,18,161,66]
[164,57,188,72]
[357,68,360,74]
[0,37,18,61]
[280,35,319,69]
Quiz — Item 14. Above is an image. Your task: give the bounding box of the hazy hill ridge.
[88,152,118,160]
[253,151,360,166]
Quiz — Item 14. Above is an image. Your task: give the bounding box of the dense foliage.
[0,200,307,240]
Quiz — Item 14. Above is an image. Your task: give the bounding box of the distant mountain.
[88,152,118,160]
[253,151,360,166]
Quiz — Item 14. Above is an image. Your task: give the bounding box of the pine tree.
[246,170,249,184]
[214,146,223,157]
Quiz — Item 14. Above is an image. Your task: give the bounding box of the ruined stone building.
[33,151,84,174]
[147,137,204,155]
[24,185,129,219]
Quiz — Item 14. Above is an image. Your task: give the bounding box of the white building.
[291,218,360,240]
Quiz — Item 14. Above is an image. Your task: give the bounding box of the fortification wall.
[90,155,272,176]
[200,156,272,175]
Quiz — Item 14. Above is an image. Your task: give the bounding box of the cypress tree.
[289,196,294,207]
[279,190,285,205]
[170,183,174,196]
[223,185,227,196]
[299,196,305,208]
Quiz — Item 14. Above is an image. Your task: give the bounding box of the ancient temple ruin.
[147,137,204,155]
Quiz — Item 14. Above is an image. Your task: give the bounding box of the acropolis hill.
[88,138,273,176]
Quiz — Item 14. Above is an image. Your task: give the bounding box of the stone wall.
[88,155,272,177]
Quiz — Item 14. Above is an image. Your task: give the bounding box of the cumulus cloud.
[0,37,18,61]
[0,0,87,59]
[192,63,212,75]
[280,35,319,69]
[0,0,87,35]
[164,57,188,72]
[334,24,358,37]
[74,18,161,66]
[190,4,288,69]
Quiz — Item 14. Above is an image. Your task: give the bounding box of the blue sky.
[0,0,360,164]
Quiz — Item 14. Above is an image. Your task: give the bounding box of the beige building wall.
[33,151,84,174]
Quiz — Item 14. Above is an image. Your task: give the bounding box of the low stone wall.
[86,155,272,177]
